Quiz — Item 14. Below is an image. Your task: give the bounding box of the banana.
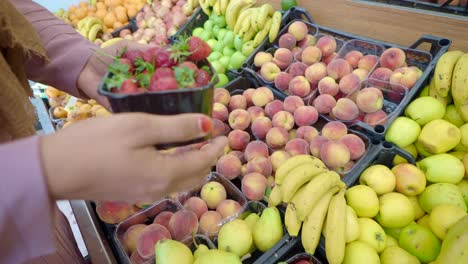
[77,17,88,31]
[100,37,123,48]
[252,4,273,31]
[434,51,464,98]
[199,0,211,15]
[285,201,302,237]
[325,189,346,264]
[280,162,327,203]
[275,155,326,185]
[252,17,272,48]
[226,0,255,30]
[213,0,221,15]
[83,17,102,33]
[429,76,452,106]
[87,24,103,42]
[220,0,229,15]
[242,26,257,42]
[237,13,252,36]
[234,8,252,34]
[268,185,282,207]
[301,186,339,255]
[452,53,468,122]
[269,11,282,42]
[434,216,468,264]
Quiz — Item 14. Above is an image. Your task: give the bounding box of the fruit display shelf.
[363,0,468,16]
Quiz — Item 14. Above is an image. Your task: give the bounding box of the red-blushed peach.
[214,88,231,106]
[265,100,284,119]
[168,210,199,241]
[241,172,268,201]
[216,154,242,180]
[247,106,265,121]
[224,144,231,155]
[241,164,248,177]
[136,224,172,259]
[269,150,291,171]
[335,160,356,174]
[229,150,246,164]
[322,52,337,65]
[254,52,273,68]
[228,94,247,111]
[305,62,327,84]
[288,61,309,77]
[279,33,297,50]
[339,73,361,95]
[274,48,294,65]
[316,35,337,57]
[294,105,319,126]
[345,50,364,69]
[228,109,251,130]
[298,34,317,48]
[199,211,223,234]
[321,121,348,141]
[301,46,322,65]
[389,66,421,90]
[252,87,274,107]
[251,116,273,139]
[246,156,273,176]
[216,199,242,219]
[272,110,295,131]
[369,67,393,88]
[223,123,232,135]
[327,59,353,80]
[183,197,208,220]
[260,61,281,81]
[274,72,293,91]
[213,102,229,121]
[153,211,174,229]
[332,98,360,121]
[243,88,256,107]
[228,129,250,150]
[130,251,147,264]
[297,126,320,142]
[309,136,330,157]
[200,181,227,209]
[289,76,312,97]
[358,54,379,71]
[123,224,147,254]
[313,94,337,114]
[318,76,339,96]
[289,129,297,140]
[356,87,384,113]
[292,46,303,61]
[352,68,369,81]
[285,138,310,156]
[319,141,351,169]
[363,110,388,126]
[380,47,406,70]
[266,127,289,149]
[288,21,309,41]
[283,95,305,114]
[96,201,135,224]
[244,141,269,161]
[339,134,366,160]
[212,119,226,137]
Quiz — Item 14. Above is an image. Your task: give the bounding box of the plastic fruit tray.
[364,0,468,15]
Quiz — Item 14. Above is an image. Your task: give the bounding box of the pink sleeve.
[0,136,55,263]
[12,0,98,97]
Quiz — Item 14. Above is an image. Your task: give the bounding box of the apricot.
[136,224,171,259]
[251,117,273,139]
[339,134,366,160]
[321,121,348,141]
[241,173,268,201]
[168,210,199,241]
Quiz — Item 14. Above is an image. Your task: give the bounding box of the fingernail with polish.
[200,116,212,133]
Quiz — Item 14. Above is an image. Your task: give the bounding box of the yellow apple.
[359,165,396,195]
[345,185,379,218]
[357,218,387,253]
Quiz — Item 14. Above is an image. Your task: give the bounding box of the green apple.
[448,151,466,160]
[192,27,204,37]
[213,15,226,28]
[429,204,466,239]
[219,56,231,68]
[208,51,223,61]
[415,140,433,158]
[230,51,247,69]
[217,28,228,41]
[234,35,244,51]
[459,123,468,148]
[444,104,465,127]
[359,165,396,195]
[393,144,418,165]
[419,154,465,184]
[345,185,379,218]
[200,31,213,41]
[223,31,235,49]
[343,241,380,264]
[399,223,441,263]
[380,246,420,264]
[213,41,224,53]
[417,214,431,229]
[357,218,387,253]
[407,196,425,220]
[405,96,446,126]
[457,179,468,206]
[206,39,218,49]
[215,74,229,88]
[384,225,404,240]
[385,236,399,249]
[385,117,421,148]
[242,40,256,57]
[417,119,461,154]
[392,163,426,196]
[211,61,226,74]
[212,25,221,36]
[418,183,467,213]
[222,47,235,57]
[203,20,214,32]
[376,192,414,228]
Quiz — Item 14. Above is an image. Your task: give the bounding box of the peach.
[297,126,320,142]
[136,224,171,259]
[223,123,232,135]
[212,118,226,137]
[363,110,388,126]
[389,66,421,90]
[241,172,268,201]
[292,46,303,61]
[345,50,364,69]
[352,68,369,81]
[243,88,256,107]
[318,76,339,96]
[356,87,384,113]
[254,52,273,68]
[229,150,246,164]
[289,62,309,77]
[244,141,269,161]
[269,150,291,171]
[213,103,229,121]
[266,127,289,149]
[283,95,305,114]
[265,100,284,118]
[246,156,273,177]
[294,105,319,126]
[332,98,360,121]
[288,21,309,41]
[241,164,248,177]
[369,67,393,88]
[96,201,134,224]
[199,211,223,234]
[228,129,250,150]
[214,88,231,106]
[274,72,293,91]
[313,94,337,114]
[252,87,274,107]
[319,141,351,169]
[305,62,327,84]
[322,52,337,65]
[301,46,322,65]
[328,60,353,82]
[228,109,251,130]
[335,160,356,174]
[216,199,242,219]
[251,116,273,139]
[260,61,281,81]
[130,251,147,264]
[123,224,147,253]
[168,210,199,241]
[272,110,295,131]
[339,134,366,160]
[247,106,265,121]
[153,211,174,229]
[298,34,317,48]
[289,129,297,140]
[358,54,379,71]
[289,76,312,97]
[228,94,247,111]
[183,197,208,220]
[285,138,310,156]
[279,33,297,50]
[309,136,330,157]
[339,73,361,94]
[216,154,242,180]
[321,121,348,141]
[316,35,337,57]
[380,47,406,70]
[274,48,294,65]
[200,181,227,209]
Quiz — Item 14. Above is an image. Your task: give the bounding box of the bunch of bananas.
[183,0,200,16]
[268,155,347,260]
[199,0,233,16]
[76,17,104,42]
[53,8,72,25]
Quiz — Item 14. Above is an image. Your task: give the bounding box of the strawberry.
[118,58,134,73]
[155,48,177,67]
[195,69,211,86]
[136,87,146,93]
[149,76,179,91]
[179,61,199,73]
[118,79,138,94]
[174,66,196,88]
[142,47,160,64]
[122,50,143,64]
[153,67,174,79]
[187,36,211,61]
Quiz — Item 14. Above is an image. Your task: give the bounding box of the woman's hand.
[40,113,227,202]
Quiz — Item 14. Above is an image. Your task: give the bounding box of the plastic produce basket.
[366,0,468,15]
[284,253,323,264]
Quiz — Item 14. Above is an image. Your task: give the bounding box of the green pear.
[345,185,379,218]
[218,219,252,257]
[357,218,387,253]
[419,154,465,184]
[385,117,421,148]
[417,214,431,229]
[419,85,429,97]
[434,215,468,264]
[459,123,468,148]
[455,142,468,152]
[385,236,399,249]
[393,144,418,165]
[253,207,283,252]
[457,179,468,206]
[380,246,421,264]
[429,204,466,240]
[407,196,426,220]
[343,241,380,264]
[194,249,241,264]
[243,213,259,253]
[444,104,465,127]
[415,141,433,157]
[376,193,414,228]
[399,223,441,263]
[448,151,466,160]
[418,183,467,213]
[417,119,461,154]
[193,244,209,259]
[155,239,193,264]
[405,96,446,126]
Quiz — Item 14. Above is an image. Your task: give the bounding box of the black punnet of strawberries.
[104,36,213,94]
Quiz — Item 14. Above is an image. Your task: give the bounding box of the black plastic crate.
[111,19,138,38]
[364,0,468,15]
